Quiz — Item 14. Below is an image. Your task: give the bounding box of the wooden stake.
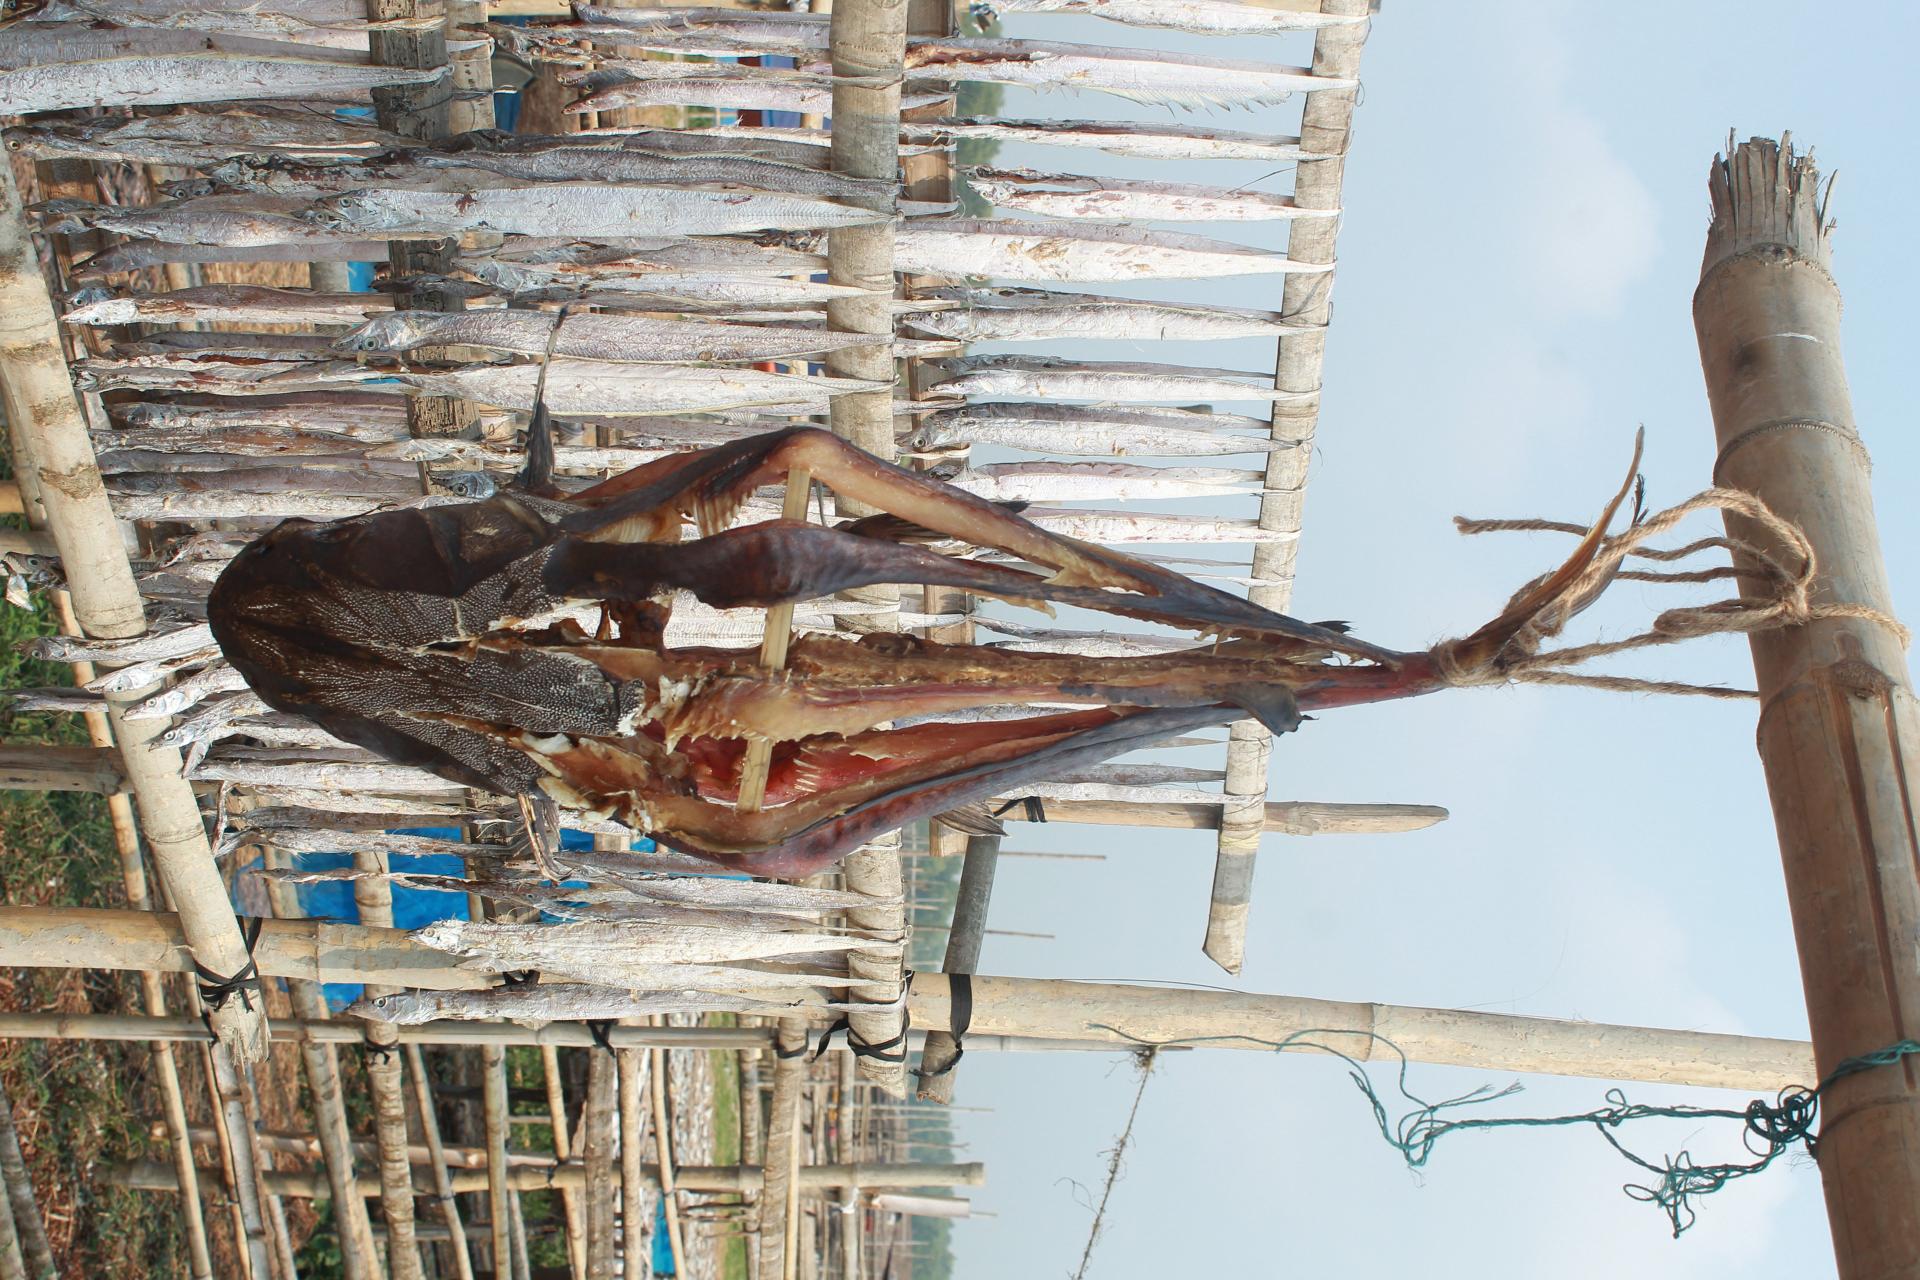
[481,1046,513,1279]
[1210,0,1372,976]
[737,469,815,814]
[913,835,999,1103]
[349,855,426,1280]
[112,1160,984,1197]
[757,1021,808,1280]
[1693,133,1920,1280]
[538,1044,588,1280]
[584,1050,617,1279]
[616,1044,650,1280]
[0,158,266,1059]
[403,1045,476,1280]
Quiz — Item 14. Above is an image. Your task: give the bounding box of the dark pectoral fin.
[1222,683,1302,736]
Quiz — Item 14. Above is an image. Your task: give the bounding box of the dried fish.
[42,195,365,248]
[1018,507,1291,543]
[0,25,446,115]
[414,918,872,971]
[890,38,1349,108]
[907,402,1286,458]
[897,286,1316,342]
[965,166,1336,222]
[336,308,908,365]
[65,285,388,329]
[901,116,1332,162]
[464,261,865,311]
[409,135,886,201]
[565,65,943,116]
[121,663,250,721]
[73,356,388,397]
[76,239,391,275]
[304,183,886,239]
[35,622,214,665]
[569,5,829,51]
[924,356,1302,403]
[945,461,1260,503]
[888,219,1318,282]
[355,985,840,1025]
[395,360,885,415]
[976,0,1366,36]
[5,107,408,165]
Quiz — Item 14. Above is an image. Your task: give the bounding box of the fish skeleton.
[887,219,1320,282]
[976,0,1367,36]
[900,116,1335,163]
[907,402,1287,458]
[897,287,1318,342]
[304,184,886,239]
[336,309,911,365]
[924,356,1300,403]
[965,166,1337,223]
[888,38,1352,108]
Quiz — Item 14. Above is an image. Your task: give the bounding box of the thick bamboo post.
[1692,134,1920,1280]
[199,1034,274,1279]
[0,1084,50,1280]
[1209,0,1372,975]
[403,1044,476,1280]
[481,1046,513,1278]
[913,835,998,1102]
[616,1046,649,1279]
[259,848,380,1280]
[584,1051,617,1279]
[835,1053,860,1280]
[649,1044,687,1273]
[350,862,426,1280]
[0,159,267,1059]
[757,1021,808,1280]
[0,1159,25,1280]
[538,1045,588,1279]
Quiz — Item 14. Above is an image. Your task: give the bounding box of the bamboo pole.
[757,1021,808,1280]
[1692,133,1920,1280]
[913,835,998,1103]
[835,1053,859,1280]
[0,1157,26,1280]
[616,1045,648,1280]
[113,1161,985,1197]
[404,1044,477,1280]
[584,1049,617,1280]
[258,847,380,1280]
[650,1043,688,1275]
[539,1045,588,1280]
[350,857,426,1280]
[737,471,815,812]
[0,1084,49,1280]
[1209,0,1372,975]
[481,1045,513,1280]
[1001,799,1447,835]
[0,159,267,1060]
[199,1033,274,1279]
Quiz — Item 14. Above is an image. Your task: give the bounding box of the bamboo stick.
[0,158,266,1058]
[0,1161,27,1280]
[835,1053,860,1280]
[913,835,997,1103]
[482,1047,512,1279]
[1692,133,1920,1280]
[584,1050,617,1279]
[539,1045,588,1280]
[757,1021,808,1280]
[1000,799,1448,834]
[199,1034,274,1279]
[1209,0,1372,975]
[737,469,815,813]
[650,1043,688,1275]
[616,1045,649,1280]
[0,1084,50,1280]
[404,1044,477,1280]
[112,1161,985,1197]
[350,855,426,1280]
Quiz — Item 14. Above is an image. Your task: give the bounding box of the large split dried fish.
[907,402,1285,458]
[889,38,1350,108]
[901,116,1332,162]
[888,219,1317,282]
[924,356,1300,403]
[0,25,446,114]
[898,287,1316,342]
[966,167,1336,223]
[396,360,885,416]
[947,461,1261,503]
[337,309,915,365]
[65,285,389,329]
[976,0,1366,36]
[304,183,885,239]
[5,108,409,166]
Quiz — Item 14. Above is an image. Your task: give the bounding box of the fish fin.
[932,802,1007,838]
[513,305,568,496]
[1223,683,1302,736]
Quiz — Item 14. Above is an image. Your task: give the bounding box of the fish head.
[903,420,962,454]
[300,194,369,233]
[439,471,500,500]
[332,312,420,355]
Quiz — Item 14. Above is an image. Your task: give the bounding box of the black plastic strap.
[991,796,1046,823]
[195,916,265,1014]
[915,973,973,1080]
[586,1020,616,1056]
[812,1014,913,1065]
[771,1038,809,1060]
[498,970,540,988]
[361,1042,397,1065]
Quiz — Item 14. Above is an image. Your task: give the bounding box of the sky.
[942,4,1920,1277]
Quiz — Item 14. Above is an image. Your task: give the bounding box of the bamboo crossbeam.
[1001,799,1448,835]
[1209,0,1373,976]
[111,1160,986,1197]
[349,851,426,1280]
[0,744,122,794]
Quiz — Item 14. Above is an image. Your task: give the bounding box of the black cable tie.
[990,796,1046,823]
[771,1038,810,1060]
[361,1043,396,1065]
[498,969,540,988]
[194,916,265,1015]
[914,972,973,1081]
[586,1020,616,1057]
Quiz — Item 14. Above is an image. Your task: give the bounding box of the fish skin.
[898,286,1318,342]
[978,0,1367,36]
[965,166,1336,223]
[908,402,1290,459]
[64,284,389,328]
[304,184,888,239]
[44,195,363,248]
[396,360,888,415]
[565,67,944,116]
[75,239,391,274]
[335,308,907,364]
[888,219,1323,282]
[901,116,1331,162]
[887,37,1354,109]
[462,260,867,310]
[924,356,1307,403]
[5,108,408,165]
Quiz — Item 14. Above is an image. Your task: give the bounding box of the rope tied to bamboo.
[1433,485,1910,698]
[194,914,264,1015]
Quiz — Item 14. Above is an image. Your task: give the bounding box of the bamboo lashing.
[737,468,815,813]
